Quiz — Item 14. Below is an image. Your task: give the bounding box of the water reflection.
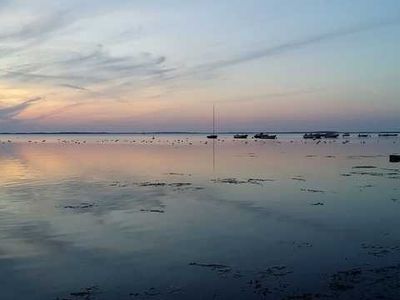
[0,136,399,299]
[212,139,216,175]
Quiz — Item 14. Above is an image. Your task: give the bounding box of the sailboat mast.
[207,104,217,139]
[212,105,215,135]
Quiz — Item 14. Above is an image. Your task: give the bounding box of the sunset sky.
[0,0,399,132]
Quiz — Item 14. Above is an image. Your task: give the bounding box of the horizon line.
[0,130,399,135]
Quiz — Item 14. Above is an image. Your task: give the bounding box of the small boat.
[303,133,323,139]
[378,133,398,137]
[234,134,248,139]
[323,132,339,138]
[254,133,277,139]
[390,154,400,163]
[207,105,218,139]
[358,134,370,138]
[342,133,350,137]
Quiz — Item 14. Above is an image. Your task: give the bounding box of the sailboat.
[254,133,277,139]
[207,105,218,139]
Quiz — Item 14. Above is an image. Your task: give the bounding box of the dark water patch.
[129,286,184,298]
[211,178,274,185]
[137,182,167,187]
[352,166,377,169]
[351,171,393,177]
[262,265,293,277]
[349,168,400,180]
[164,172,192,176]
[247,178,275,184]
[169,182,201,192]
[120,181,202,192]
[283,292,331,299]
[301,188,325,193]
[246,265,293,297]
[292,177,306,182]
[347,155,386,159]
[327,264,400,299]
[329,268,363,291]
[361,243,400,257]
[57,286,99,299]
[211,178,248,184]
[134,182,193,188]
[351,171,385,176]
[140,209,165,214]
[189,262,232,276]
[52,262,400,300]
[279,241,313,248]
[347,166,400,180]
[63,203,95,210]
[168,182,192,187]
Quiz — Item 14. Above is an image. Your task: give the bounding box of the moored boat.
[323,132,339,138]
[234,134,248,139]
[207,105,218,139]
[390,154,400,162]
[303,133,323,139]
[378,133,398,137]
[254,133,277,139]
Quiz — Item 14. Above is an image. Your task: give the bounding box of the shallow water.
[0,134,399,299]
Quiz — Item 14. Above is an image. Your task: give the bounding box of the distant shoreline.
[0,131,399,135]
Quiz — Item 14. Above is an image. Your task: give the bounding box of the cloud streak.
[59,84,90,91]
[188,17,400,75]
[0,46,171,89]
[0,11,71,42]
[0,97,41,120]
[0,10,78,60]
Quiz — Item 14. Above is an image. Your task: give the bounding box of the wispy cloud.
[2,5,396,100]
[0,97,41,120]
[0,11,71,42]
[0,10,78,60]
[0,46,171,89]
[187,18,400,75]
[59,84,89,91]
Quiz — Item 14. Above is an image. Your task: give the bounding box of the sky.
[0,0,399,132]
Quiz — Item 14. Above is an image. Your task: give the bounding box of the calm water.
[0,134,399,299]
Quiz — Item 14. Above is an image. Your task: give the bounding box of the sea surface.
[0,134,399,299]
